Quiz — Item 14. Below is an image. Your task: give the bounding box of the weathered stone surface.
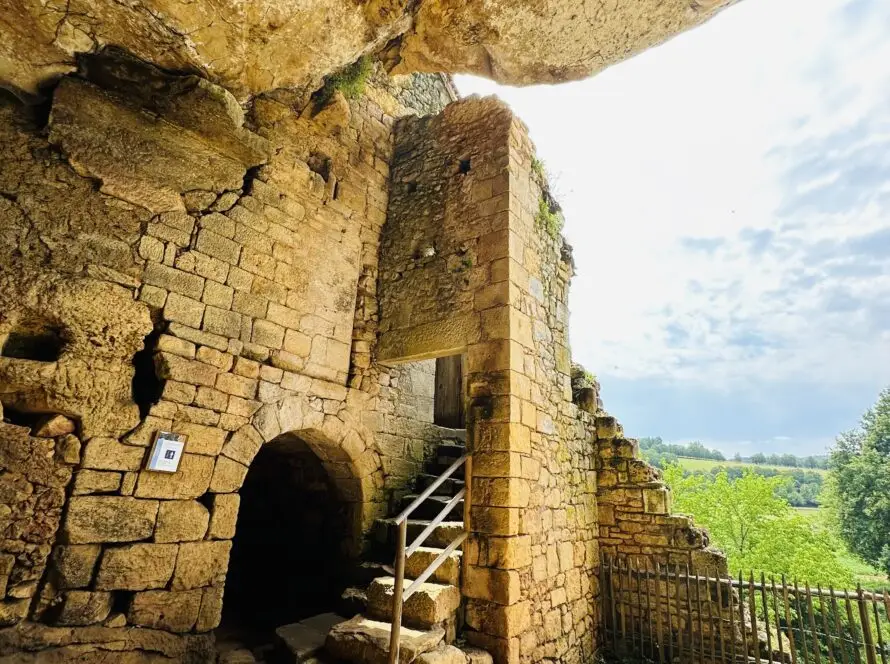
[128,589,203,633]
[207,493,240,540]
[94,543,178,590]
[63,497,158,544]
[72,470,122,496]
[367,577,461,629]
[46,52,270,213]
[81,438,145,472]
[209,456,248,493]
[55,434,82,465]
[171,540,231,590]
[33,414,76,438]
[55,591,113,626]
[0,622,215,659]
[133,454,214,499]
[52,545,101,589]
[195,585,225,632]
[406,547,461,585]
[154,500,209,543]
[417,645,469,664]
[1,0,733,100]
[326,615,445,664]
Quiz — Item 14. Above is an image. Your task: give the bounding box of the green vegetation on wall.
[536,196,564,240]
[316,55,372,107]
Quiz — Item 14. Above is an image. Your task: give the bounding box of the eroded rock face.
[0,0,737,100]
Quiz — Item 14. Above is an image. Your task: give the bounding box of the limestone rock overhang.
[1,0,738,101]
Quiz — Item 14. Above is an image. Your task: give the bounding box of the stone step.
[373,518,466,551]
[275,612,346,663]
[405,546,461,586]
[398,494,464,520]
[367,577,461,630]
[414,473,464,497]
[416,645,494,664]
[351,561,394,586]
[325,614,444,664]
[340,586,368,617]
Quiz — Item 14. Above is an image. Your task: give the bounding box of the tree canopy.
[826,387,890,577]
[663,465,853,586]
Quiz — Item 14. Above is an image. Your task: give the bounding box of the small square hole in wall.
[458,158,471,174]
[406,181,418,193]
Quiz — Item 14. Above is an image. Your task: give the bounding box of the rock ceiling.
[1,0,736,102]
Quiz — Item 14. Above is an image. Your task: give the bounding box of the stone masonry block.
[81,437,145,471]
[203,306,242,337]
[486,536,531,570]
[464,565,520,605]
[465,599,530,638]
[95,543,178,590]
[196,229,241,264]
[472,452,522,479]
[210,456,248,492]
[143,263,205,300]
[470,506,521,536]
[155,352,219,387]
[52,545,101,589]
[64,497,158,544]
[133,454,214,499]
[163,292,204,328]
[207,493,240,539]
[472,478,530,508]
[172,540,232,590]
[128,589,202,633]
[154,500,209,542]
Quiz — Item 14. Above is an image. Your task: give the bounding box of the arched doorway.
[221,431,353,639]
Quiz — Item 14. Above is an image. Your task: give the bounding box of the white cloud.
[455,0,890,451]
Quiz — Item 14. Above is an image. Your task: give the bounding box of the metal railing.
[600,555,890,664]
[388,453,472,664]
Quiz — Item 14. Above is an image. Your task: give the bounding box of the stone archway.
[216,388,386,646]
[221,430,352,635]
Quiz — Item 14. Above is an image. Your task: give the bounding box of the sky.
[455,0,890,457]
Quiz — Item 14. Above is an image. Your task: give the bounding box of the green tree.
[827,387,890,577]
[663,464,853,586]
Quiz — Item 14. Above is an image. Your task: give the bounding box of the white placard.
[146,431,187,473]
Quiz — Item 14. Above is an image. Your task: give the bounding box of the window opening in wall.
[307,152,332,182]
[434,354,466,429]
[0,320,64,362]
[220,433,351,645]
[458,158,471,174]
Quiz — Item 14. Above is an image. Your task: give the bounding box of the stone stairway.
[324,436,490,664]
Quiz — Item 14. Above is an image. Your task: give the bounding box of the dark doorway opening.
[221,433,352,639]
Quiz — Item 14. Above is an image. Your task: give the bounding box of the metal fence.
[599,555,890,664]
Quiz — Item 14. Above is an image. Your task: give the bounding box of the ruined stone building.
[0,1,736,663]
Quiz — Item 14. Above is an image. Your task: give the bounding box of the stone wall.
[0,48,461,660]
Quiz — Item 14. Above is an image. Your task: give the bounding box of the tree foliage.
[827,387,890,577]
[663,465,853,587]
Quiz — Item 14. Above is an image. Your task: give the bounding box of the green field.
[677,456,828,476]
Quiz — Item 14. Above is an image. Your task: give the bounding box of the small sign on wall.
[146,431,188,473]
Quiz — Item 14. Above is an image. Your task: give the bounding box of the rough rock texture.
[0,0,737,100]
[326,615,445,664]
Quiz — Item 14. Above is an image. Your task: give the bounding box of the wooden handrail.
[388,452,471,664]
